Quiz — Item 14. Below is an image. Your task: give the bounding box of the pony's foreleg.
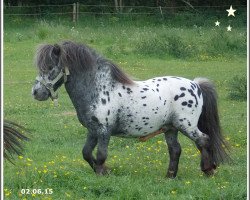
[95,133,111,175]
[82,133,98,170]
[164,129,181,178]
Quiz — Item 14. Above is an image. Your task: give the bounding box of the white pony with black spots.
[32,41,229,178]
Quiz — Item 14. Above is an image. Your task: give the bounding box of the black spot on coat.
[91,116,99,123]
[101,98,106,105]
[182,101,187,106]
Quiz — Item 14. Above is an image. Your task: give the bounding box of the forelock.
[35,44,58,72]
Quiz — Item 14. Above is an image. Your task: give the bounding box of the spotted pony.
[32,41,229,178]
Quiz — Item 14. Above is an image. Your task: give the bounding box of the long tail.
[194,78,230,165]
[3,120,29,163]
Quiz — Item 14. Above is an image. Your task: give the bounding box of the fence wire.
[4,3,247,17]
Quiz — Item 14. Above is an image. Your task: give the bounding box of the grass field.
[3,14,247,199]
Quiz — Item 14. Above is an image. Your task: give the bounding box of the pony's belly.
[114,125,162,138]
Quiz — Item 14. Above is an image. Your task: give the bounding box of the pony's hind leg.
[82,133,98,170]
[195,137,216,176]
[164,128,181,178]
[179,126,215,176]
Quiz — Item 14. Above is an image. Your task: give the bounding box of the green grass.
[3,15,247,199]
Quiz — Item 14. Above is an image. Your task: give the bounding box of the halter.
[36,66,70,105]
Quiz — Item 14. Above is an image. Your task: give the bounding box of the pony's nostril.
[33,89,37,96]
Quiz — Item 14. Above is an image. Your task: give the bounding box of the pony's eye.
[48,66,53,71]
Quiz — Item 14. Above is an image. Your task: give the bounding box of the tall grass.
[4,15,247,60]
[227,74,247,101]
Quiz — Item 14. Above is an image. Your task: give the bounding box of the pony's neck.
[64,63,114,115]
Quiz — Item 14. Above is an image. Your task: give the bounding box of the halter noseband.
[36,66,70,104]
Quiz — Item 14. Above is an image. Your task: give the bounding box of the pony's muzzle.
[32,82,50,101]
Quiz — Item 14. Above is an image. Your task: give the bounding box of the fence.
[4,3,247,22]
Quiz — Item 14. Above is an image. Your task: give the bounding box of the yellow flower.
[27,158,33,162]
[65,192,71,197]
[157,140,163,144]
[49,161,55,165]
[43,169,48,173]
[171,190,176,194]
[64,172,70,176]
[5,191,11,196]
[18,156,23,159]
[185,181,191,184]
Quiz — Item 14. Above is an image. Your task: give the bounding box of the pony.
[31,41,229,178]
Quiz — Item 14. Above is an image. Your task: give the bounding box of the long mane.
[60,41,134,85]
[35,41,134,85]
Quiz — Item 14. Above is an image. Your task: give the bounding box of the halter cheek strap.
[36,66,70,104]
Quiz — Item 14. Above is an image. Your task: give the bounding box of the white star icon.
[227,25,232,31]
[215,21,220,26]
[226,5,236,17]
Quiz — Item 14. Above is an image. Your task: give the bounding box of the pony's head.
[32,44,69,101]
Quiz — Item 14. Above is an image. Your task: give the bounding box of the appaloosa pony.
[32,41,229,178]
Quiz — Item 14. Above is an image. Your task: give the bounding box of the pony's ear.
[53,44,61,56]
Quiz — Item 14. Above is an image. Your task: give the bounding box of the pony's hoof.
[166,170,177,179]
[203,169,215,176]
[95,165,110,176]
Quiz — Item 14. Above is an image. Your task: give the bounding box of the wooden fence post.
[73,3,76,23]
[159,6,163,18]
[76,2,79,21]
